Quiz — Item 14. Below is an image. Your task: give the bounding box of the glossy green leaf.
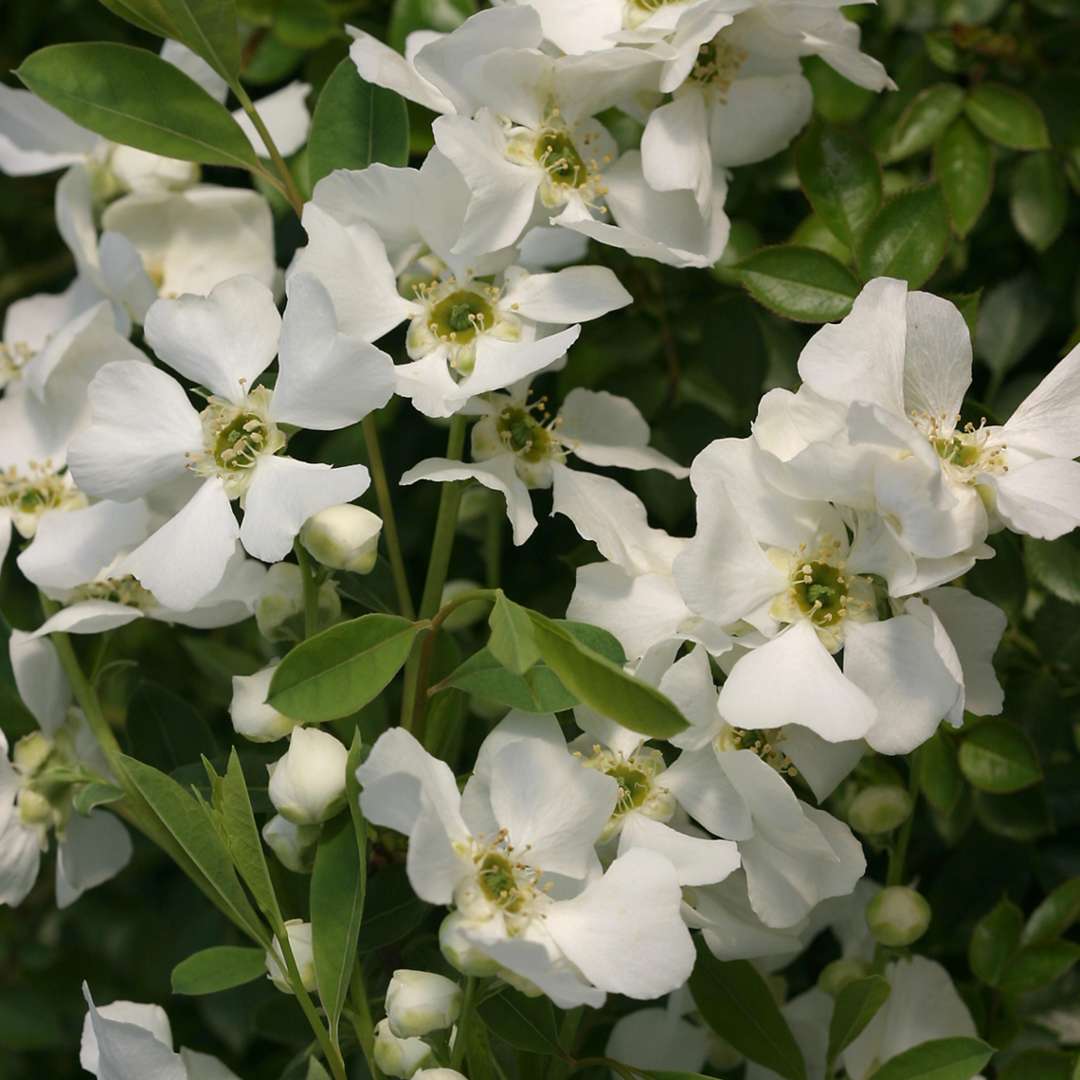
[443,649,578,712]
[528,611,687,739]
[158,0,241,81]
[974,787,1052,842]
[308,57,410,189]
[917,732,965,815]
[969,899,1023,985]
[887,84,966,162]
[965,84,1050,150]
[736,246,859,323]
[998,1048,1077,1080]
[1011,152,1068,251]
[795,125,881,248]
[934,117,994,237]
[803,55,875,124]
[1022,878,1080,945]
[72,782,125,816]
[975,274,1054,379]
[477,988,562,1055]
[16,44,257,170]
[171,945,265,995]
[1024,537,1080,605]
[487,592,541,675]
[268,614,421,722]
[97,0,173,37]
[997,942,1080,995]
[828,976,891,1066]
[688,942,807,1080]
[959,722,1043,794]
[870,1037,994,1080]
[858,185,950,288]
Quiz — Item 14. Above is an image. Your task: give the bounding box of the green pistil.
[477,852,526,912]
[607,762,651,811]
[933,435,981,468]
[496,407,554,463]
[214,413,269,470]
[430,289,493,343]
[535,129,588,188]
[793,561,848,625]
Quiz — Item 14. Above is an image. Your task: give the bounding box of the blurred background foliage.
[2,0,1079,1076]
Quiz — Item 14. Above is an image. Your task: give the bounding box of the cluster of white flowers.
[2,3,1078,1078]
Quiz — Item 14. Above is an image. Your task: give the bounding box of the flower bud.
[266,920,316,994]
[414,1071,468,1080]
[18,787,54,827]
[374,1018,433,1079]
[13,731,53,775]
[300,504,382,574]
[107,144,199,193]
[818,957,870,996]
[848,785,913,836]
[386,970,462,1038]
[439,580,491,631]
[256,563,340,642]
[867,886,931,947]
[230,664,298,743]
[439,913,500,977]
[268,728,348,825]
[262,813,321,874]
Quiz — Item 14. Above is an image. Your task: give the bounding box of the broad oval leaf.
[171,945,266,995]
[858,186,950,288]
[827,975,891,1065]
[886,84,966,162]
[997,942,1080,996]
[934,117,994,237]
[688,942,807,1080]
[1010,152,1068,252]
[159,0,241,81]
[308,58,409,190]
[477,988,561,1055]
[488,592,541,675]
[16,44,258,170]
[965,83,1050,150]
[268,614,421,722]
[1023,537,1080,605]
[998,1048,1077,1080]
[968,898,1023,986]
[527,611,687,739]
[736,246,859,324]
[916,732,965,816]
[958,721,1043,794]
[870,1037,994,1080]
[1021,878,1080,946]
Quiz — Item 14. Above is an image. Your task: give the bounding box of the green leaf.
[16,44,258,170]
[477,988,561,1055]
[966,84,1050,150]
[1022,878,1080,945]
[975,274,1053,380]
[803,55,875,124]
[917,732,965,816]
[220,750,282,926]
[389,0,475,51]
[858,185,950,288]
[998,1049,1078,1080]
[171,945,266,995]
[934,118,994,237]
[443,649,578,712]
[97,0,174,37]
[72,782,126,816]
[959,722,1043,794]
[688,942,807,1080]
[268,614,421,723]
[886,84,967,162]
[128,682,218,772]
[969,899,1023,986]
[870,1037,994,1080]
[827,976,891,1066]
[120,754,266,942]
[997,942,1080,996]
[306,1059,333,1080]
[274,0,339,48]
[795,125,882,249]
[1024,537,1080,605]
[356,866,427,952]
[308,58,409,190]
[975,787,1052,842]
[488,593,541,675]
[158,0,241,81]
[736,246,859,323]
[310,814,365,1043]
[527,611,687,739]
[1011,152,1068,251]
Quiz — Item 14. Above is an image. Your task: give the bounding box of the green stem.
[484,490,503,589]
[294,541,321,640]
[886,760,921,888]
[362,414,415,619]
[450,976,477,1071]
[349,961,382,1080]
[232,82,305,217]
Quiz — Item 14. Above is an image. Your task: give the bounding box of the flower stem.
[294,541,320,640]
[232,82,305,217]
[349,960,382,1080]
[450,976,477,1071]
[886,759,921,888]
[362,414,415,619]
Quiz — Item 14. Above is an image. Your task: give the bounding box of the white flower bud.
[262,814,321,874]
[230,664,298,743]
[414,1071,468,1080]
[386,969,462,1038]
[267,728,348,825]
[107,144,199,193]
[374,1018,433,1079]
[438,913,500,977]
[256,563,341,642]
[266,920,316,994]
[300,504,383,574]
[867,886,931,947]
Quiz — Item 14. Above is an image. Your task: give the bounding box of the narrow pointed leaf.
[827,976,891,1065]
[869,1037,993,1080]
[488,592,541,675]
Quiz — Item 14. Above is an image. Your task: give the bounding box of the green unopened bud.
[13,731,53,775]
[818,957,870,996]
[300,504,382,574]
[849,785,913,835]
[17,787,54,827]
[867,886,931,947]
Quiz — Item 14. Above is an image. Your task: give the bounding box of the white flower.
[255,562,342,643]
[374,1018,435,1079]
[606,986,710,1076]
[300,503,383,573]
[266,919,317,994]
[385,969,462,1037]
[402,384,688,544]
[80,982,240,1080]
[292,149,631,417]
[356,721,695,1007]
[268,728,349,825]
[68,274,395,610]
[230,664,299,743]
[1,633,131,908]
[261,814,321,874]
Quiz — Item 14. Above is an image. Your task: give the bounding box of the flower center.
[430,289,494,344]
[716,726,797,778]
[579,745,674,838]
[476,851,532,913]
[917,414,1007,484]
[534,129,589,189]
[690,35,749,96]
[495,404,561,464]
[0,465,87,537]
[72,575,156,610]
[607,762,653,811]
[0,341,34,391]
[192,386,283,497]
[792,560,849,627]
[624,0,675,29]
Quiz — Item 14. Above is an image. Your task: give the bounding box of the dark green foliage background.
[1,0,1079,1076]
